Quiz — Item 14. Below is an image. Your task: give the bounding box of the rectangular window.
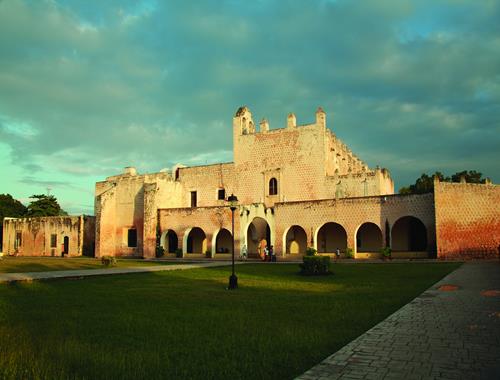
[50,234,57,248]
[190,191,197,207]
[127,229,137,247]
[218,188,225,200]
[15,231,22,249]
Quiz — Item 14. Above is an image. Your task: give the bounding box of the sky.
[0,0,499,215]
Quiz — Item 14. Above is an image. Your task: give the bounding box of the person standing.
[240,244,248,260]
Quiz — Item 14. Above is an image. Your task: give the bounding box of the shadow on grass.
[0,262,461,380]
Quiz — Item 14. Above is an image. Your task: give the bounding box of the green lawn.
[0,262,460,379]
[0,256,176,273]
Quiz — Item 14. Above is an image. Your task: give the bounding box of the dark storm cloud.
[0,0,499,212]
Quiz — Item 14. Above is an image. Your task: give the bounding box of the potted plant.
[380,247,392,260]
[345,247,354,259]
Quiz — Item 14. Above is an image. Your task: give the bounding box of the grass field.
[0,256,176,273]
[0,262,460,379]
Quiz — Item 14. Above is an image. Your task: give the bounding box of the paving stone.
[296,262,500,380]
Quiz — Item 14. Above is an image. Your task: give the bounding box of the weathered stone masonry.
[2,215,95,257]
[91,106,499,260]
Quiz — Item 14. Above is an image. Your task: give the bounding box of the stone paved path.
[0,261,234,283]
[297,262,500,380]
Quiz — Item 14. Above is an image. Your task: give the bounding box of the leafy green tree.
[26,194,67,217]
[0,194,27,220]
[0,194,27,250]
[399,170,488,194]
[398,172,448,194]
[450,170,486,184]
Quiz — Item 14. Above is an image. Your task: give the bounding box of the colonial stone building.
[94,107,500,260]
[2,215,95,257]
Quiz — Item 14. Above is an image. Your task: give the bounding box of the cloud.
[0,0,499,213]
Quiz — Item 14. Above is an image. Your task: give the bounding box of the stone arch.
[212,228,232,256]
[283,225,307,255]
[160,229,178,253]
[183,227,207,254]
[246,217,271,258]
[355,222,383,252]
[315,222,347,253]
[391,216,427,251]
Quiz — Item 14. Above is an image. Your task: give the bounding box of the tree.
[26,194,67,217]
[398,172,448,194]
[0,194,27,250]
[399,170,488,194]
[450,170,486,184]
[0,194,27,220]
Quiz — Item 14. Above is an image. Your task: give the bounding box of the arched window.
[269,177,278,195]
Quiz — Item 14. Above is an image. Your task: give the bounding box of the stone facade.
[434,180,500,259]
[2,215,95,257]
[94,106,499,260]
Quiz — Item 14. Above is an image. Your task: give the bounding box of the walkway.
[0,261,234,283]
[297,262,500,380]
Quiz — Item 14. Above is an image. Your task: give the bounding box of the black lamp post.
[227,193,238,289]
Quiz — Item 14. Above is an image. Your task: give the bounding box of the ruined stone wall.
[1,216,94,257]
[434,181,500,259]
[274,193,435,257]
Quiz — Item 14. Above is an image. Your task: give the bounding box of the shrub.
[101,255,116,267]
[299,255,331,275]
[380,247,392,259]
[175,248,183,258]
[345,248,354,259]
[305,247,317,257]
[156,246,165,258]
[205,249,212,258]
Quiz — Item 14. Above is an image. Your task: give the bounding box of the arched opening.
[356,223,383,252]
[391,216,427,251]
[247,217,271,258]
[284,225,307,255]
[63,236,69,256]
[269,178,278,195]
[161,229,178,253]
[214,228,232,254]
[316,222,347,253]
[186,227,207,254]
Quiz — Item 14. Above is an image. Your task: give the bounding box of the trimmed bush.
[175,248,183,258]
[299,255,331,275]
[101,256,116,267]
[305,247,317,257]
[380,247,392,259]
[345,248,354,259]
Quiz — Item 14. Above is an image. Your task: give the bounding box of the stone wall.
[274,193,435,258]
[158,206,240,258]
[2,215,95,257]
[434,181,500,259]
[232,107,393,207]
